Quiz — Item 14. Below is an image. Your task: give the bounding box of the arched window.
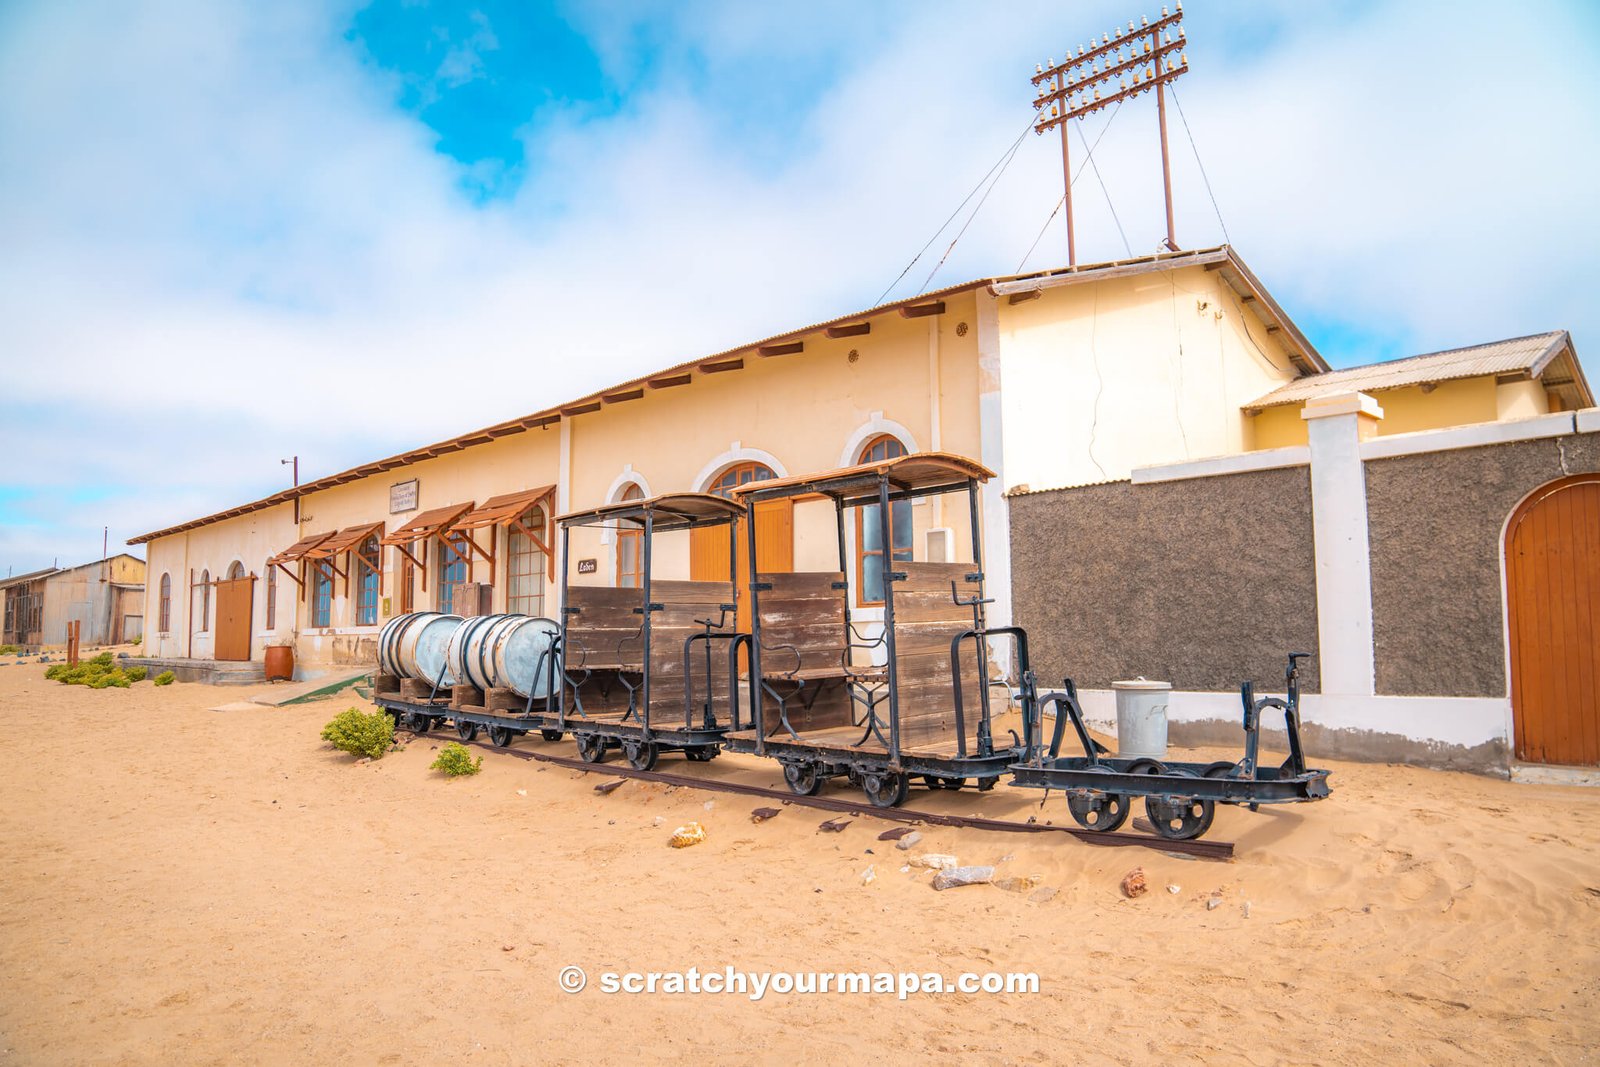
[311,563,332,628]
[438,537,467,614]
[856,435,912,606]
[508,506,547,614]
[355,535,381,626]
[226,560,245,580]
[615,484,646,588]
[199,569,211,632]
[265,562,277,630]
[158,573,172,633]
[708,462,775,499]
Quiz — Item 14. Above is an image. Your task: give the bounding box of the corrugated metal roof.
[0,567,59,590]
[1246,332,1581,410]
[129,246,1314,544]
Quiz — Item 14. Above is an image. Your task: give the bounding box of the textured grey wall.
[1366,431,1600,697]
[1008,467,1320,695]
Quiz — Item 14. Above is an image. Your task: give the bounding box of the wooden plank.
[651,580,734,605]
[758,341,804,357]
[757,571,844,595]
[700,358,744,374]
[899,301,945,318]
[824,323,871,338]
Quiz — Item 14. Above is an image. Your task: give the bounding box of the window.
[708,462,775,499]
[399,557,414,614]
[265,563,277,630]
[311,564,332,628]
[508,506,548,615]
[855,435,913,606]
[226,560,244,580]
[199,569,210,631]
[355,535,381,626]
[614,484,645,588]
[437,538,467,614]
[158,573,172,633]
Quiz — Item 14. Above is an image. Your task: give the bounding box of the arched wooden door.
[1505,475,1600,766]
[214,565,255,663]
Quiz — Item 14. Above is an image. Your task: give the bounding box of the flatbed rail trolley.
[721,451,1027,806]
[1008,653,1333,840]
[554,492,750,770]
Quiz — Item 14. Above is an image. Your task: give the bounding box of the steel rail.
[466,737,1234,860]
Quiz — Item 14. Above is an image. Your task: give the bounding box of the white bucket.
[1112,678,1171,759]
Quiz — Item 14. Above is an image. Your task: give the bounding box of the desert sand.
[2,653,1598,1065]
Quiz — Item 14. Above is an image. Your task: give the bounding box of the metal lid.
[1111,677,1172,690]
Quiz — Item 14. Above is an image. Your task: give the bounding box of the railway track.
[472,738,1235,860]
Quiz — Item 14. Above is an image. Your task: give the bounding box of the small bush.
[125,666,148,682]
[89,651,114,668]
[321,706,395,760]
[153,670,176,686]
[0,644,19,655]
[430,742,483,778]
[44,664,69,681]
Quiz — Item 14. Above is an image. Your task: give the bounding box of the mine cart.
[372,610,564,749]
[554,493,750,770]
[1008,653,1333,840]
[720,452,1024,806]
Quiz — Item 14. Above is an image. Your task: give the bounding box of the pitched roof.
[1246,331,1592,411]
[128,246,1317,544]
[0,567,59,590]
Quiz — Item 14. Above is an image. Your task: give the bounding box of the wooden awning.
[381,503,473,547]
[380,503,472,589]
[446,486,557,585]
[267,531,332,567]
[451,486,555,532]
[307,522,385,560]
[306,522,386,592]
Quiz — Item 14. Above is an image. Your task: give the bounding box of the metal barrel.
[446,614,522,693]
[486,616,561,698]
[378,612,464,683]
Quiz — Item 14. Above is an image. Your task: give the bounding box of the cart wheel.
[624,740,659,771]
[1203,760,1240,779]
[784,762,823,796]
[1066,766,1131,832]
[540,729,563,742]
[976,776,998,792]
[927,776,965,790]
[686,747,717,762]
[408,713,430,735]
[1144,770,1215,840]
[456,720,479,742]
[575,734,606,763]
[488,726,514,749]
[863,771,908,808]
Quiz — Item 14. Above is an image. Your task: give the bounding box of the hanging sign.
[390,479,419,514]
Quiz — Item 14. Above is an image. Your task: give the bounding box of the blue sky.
[1,0,1597,574]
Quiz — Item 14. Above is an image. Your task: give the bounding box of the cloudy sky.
[2,0,1596,574]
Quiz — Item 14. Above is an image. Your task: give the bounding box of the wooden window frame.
[264,563,277,630]
[507,506,549,615]
[310,565,333,628]
[437,537,467,615]
[853,435,912,607]
[158,573,172,634]
[354,534,381,626]
[199,569,211,632]
[614,484,646,588]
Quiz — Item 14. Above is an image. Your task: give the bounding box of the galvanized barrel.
[377,611,463,684]
[446,614,521,693]
[487,616,561,698]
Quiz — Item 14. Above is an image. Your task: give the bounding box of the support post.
[1302,392,1384,697]
[1056,72,1076,265]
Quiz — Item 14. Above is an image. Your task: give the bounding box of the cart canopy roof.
[731,451,993,506]
[558,492,744,530]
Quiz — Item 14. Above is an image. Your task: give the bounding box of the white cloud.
[0,0,1595,571]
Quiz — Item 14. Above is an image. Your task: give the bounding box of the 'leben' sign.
[390,479,419,514]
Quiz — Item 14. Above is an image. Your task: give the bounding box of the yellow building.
[127,246,1586,680]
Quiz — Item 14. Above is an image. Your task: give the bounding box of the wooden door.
[1506,475,1599,766]
[691,500,794,632]
[214,576,254,662]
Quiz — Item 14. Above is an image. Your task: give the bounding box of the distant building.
[0,555,146,649]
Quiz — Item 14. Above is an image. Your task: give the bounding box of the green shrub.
[44,664,69,681]
[321,706,395,760]
[0,644,19,655]
[125,666,148,682]
[430,742,483,778]
[153,670,175,686]
[89,651,114,668]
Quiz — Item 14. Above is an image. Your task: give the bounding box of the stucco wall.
[1366,431,1600,697]
[1008,466,1320,695]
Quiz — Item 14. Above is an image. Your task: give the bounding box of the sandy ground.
[2,653,1598,1066]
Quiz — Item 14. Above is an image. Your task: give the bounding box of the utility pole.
[1031,3,1189,260]
[282,456,300,523]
